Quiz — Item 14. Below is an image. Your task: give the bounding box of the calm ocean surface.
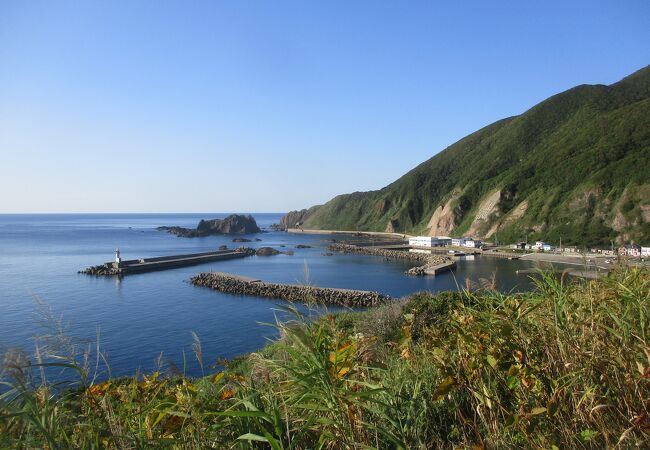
[0,213,543,379]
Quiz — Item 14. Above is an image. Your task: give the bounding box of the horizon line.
[0,211,287,215]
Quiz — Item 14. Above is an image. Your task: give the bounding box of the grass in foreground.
[1,268,649,449]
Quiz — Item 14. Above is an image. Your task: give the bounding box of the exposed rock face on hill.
[279,65,650,246]
[385,219,399,233]
[427,190,462,237]
[486,200,529,238]
[158,214,261,237]
[467,190,501,237]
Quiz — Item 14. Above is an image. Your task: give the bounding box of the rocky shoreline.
[79,264,121,276]
[191,272,389,307]
[327,243,453,276]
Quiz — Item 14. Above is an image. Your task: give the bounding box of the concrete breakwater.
[327,243,455,276]
[481,250,521,259]
[328,243,433,262]
[80,248,256,276]
[191,272,389,307]
[405,260,457,276]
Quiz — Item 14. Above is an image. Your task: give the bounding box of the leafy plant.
[2,268,649,448]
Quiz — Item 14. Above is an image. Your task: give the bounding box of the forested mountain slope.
[283,66,650,246]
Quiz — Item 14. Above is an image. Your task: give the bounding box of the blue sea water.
[0,213,541,379]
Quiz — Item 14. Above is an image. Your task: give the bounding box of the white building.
[409,236,456,247]
[449,237,483,248]
[451,238,466,247]
[409,236,436,247]
[533,241,553,251]
[619,244,641,257]
[465,239,483,248]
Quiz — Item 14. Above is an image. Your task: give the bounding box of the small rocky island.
[158,214,261,237]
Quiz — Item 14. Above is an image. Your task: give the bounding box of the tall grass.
[1,268,648,448]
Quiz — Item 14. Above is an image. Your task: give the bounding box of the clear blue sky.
[1,1,648,213]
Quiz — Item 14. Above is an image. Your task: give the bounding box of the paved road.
[518,252,613,270]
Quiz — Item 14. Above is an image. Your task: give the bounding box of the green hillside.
[286,66,650,247]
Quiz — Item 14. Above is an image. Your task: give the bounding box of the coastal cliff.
[274,206,321,230]
[280,65,650,246]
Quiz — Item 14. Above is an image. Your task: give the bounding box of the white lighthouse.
[115,248,122,267]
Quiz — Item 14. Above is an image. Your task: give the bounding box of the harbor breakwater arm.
[327,243,455,276]
[191,272,389,307]
[80,248,256,276]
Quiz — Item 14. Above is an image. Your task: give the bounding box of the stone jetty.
[80,247,256,276]
[327,243,455,276]
[408,260,457,276]
[191,272,389,307]
[328,243,434,262]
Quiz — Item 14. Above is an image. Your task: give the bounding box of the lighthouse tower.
[115,248,122,267]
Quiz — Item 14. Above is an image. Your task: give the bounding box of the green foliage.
[401,291,462,341]
[296,66,650,244]
[2,269,650,448]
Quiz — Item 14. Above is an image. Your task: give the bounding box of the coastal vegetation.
[282,66,650,247]
[2,268,649,448]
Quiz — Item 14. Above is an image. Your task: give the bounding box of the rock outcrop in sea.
[158,214,261,237]
[255,247,280,256]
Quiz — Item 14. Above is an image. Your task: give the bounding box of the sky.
[0,1,648,213]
